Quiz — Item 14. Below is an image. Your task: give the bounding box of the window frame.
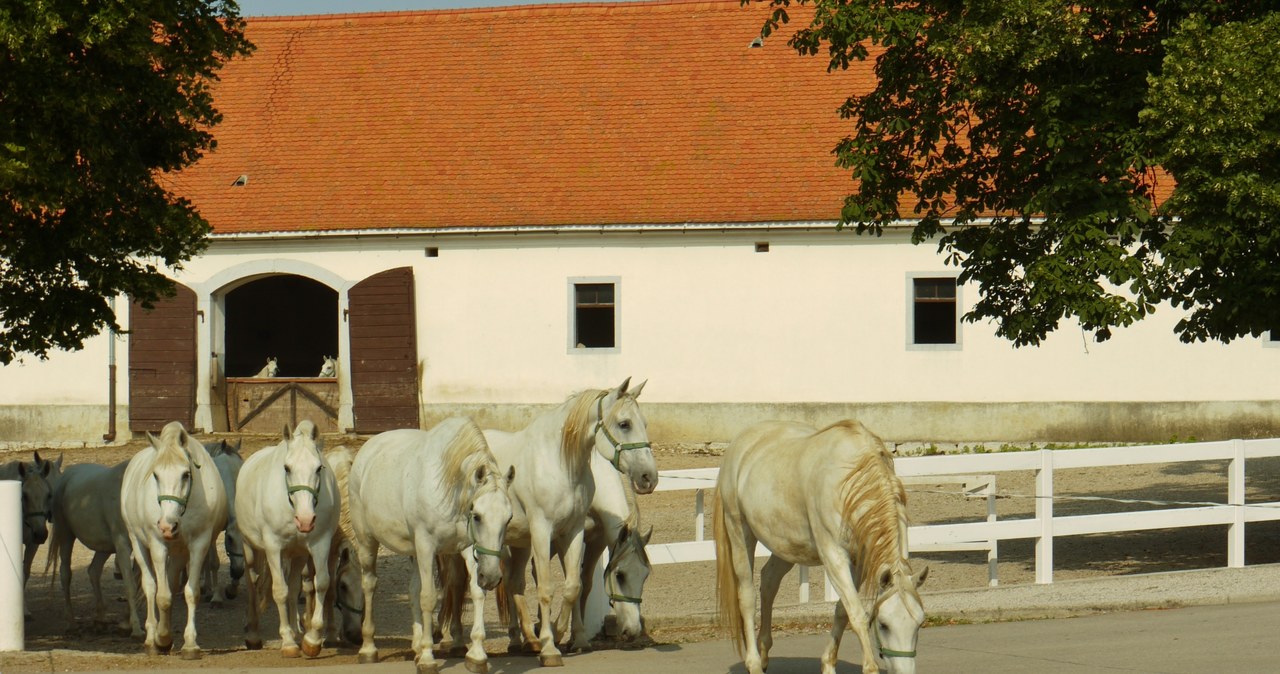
[906,272,962,351]
[567,276,621,354]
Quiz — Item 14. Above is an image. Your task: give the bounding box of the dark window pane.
[913,278,957,345]
[576,307,615,348]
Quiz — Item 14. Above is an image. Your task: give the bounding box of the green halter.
[595,393,651,472]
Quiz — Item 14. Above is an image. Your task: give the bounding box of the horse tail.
[436,554,462,630]
[713,494,745,657]
[43,521,60,589]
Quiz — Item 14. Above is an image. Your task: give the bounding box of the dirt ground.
[3,435,1279,672]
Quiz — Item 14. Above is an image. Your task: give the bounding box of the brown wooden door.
[348,267,420,432]
[128,284,197,432]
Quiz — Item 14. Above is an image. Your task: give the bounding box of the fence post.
[695,489,704,541]
[1228,439,1246,568]
[1035,449,1054,584]
[0,480,23,651]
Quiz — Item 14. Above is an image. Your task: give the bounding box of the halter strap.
[467,515,506,559]
[871,582,919,660]
[594,393,651,473]
[157,493,189,508]
[288,483,320,500]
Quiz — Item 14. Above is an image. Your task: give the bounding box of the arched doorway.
[225,275,338,377]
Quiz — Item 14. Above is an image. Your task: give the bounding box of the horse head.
[281,421,324,534]
[146,423,199,541]
[318,355,337,378]
[871,563,928,674]
[333,544,365,645]
[594,377,658,494]
[16,453,54,546]
[466,461,515,590]
[605,524,653,642]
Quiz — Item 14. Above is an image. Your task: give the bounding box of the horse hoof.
[539,653,564,667]
[416,662,441,674]
[302,638,323,657]
[180,647,202,661]
[144,644,160,657]
[245,637,264,651]
[358,651,379,664]
[282,644,302,658]
[155,638,173,654]
[465,656,489,673]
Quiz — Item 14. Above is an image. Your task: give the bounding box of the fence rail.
[647,438,1280,601]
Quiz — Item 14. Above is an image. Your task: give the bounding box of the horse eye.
[285,466,292,475]
[618,420,632,431]
[615,572,626,583]
[472,513,481,523]
[182,470,191,481]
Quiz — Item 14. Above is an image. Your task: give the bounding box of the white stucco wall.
[1,226,1276,444]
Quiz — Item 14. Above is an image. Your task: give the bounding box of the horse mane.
[826,420,911,596]
[155,421,196,467]
[324,446,357,544]
[439,419,498,516]
[559,389,604,478]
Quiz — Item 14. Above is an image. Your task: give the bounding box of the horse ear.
[878,565,893,591]
[146,431,162,450]
[641,525,654,546]
[309,422,320,441]
[914,565,929,589]
[629,379,647,398]
[16,461,26,479]
[282,424,293,441]
[230,439,243,456]
[474,464,488,485]
[614,377,632,397]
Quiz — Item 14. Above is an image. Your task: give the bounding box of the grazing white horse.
[715,420,927,674]
[120,421,228,659]
[486,377,657,665]
[236,421,339,658]
[254,357,278,377]
[348,418,515,674]
[203,439,245,605]
[47,460,143,636]
[317,355,337,377]
[0,452,59,586]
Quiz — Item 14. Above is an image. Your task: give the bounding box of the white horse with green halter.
[235,421,339,658]
[485,377,657,664]
[715,420,927,674]
[120,421,228,660]
[347,418,515,674]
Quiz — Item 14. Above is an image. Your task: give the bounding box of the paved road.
[29,599,1276,673]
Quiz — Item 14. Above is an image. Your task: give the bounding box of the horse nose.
[295,515,315,533]
[634,472,656,495]
[159,520,180,539]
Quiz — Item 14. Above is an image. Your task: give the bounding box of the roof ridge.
[246,0,749,25]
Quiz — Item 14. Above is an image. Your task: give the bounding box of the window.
[570,279,619,351]
[908,275,960,349]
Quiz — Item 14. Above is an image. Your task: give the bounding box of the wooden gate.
[226,378,340,433]
[349,267,420,432]
[128,285,197,432]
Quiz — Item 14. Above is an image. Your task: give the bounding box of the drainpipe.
[103,297,117,443]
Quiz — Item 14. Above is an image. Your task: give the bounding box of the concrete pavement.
[7,564,1280,672]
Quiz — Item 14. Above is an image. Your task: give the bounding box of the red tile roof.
[167,0,870,234]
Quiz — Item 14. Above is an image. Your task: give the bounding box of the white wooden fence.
[645,437,1280,601]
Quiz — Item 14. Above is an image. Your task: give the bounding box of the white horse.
[0,452,59,586]
[715,420,927,674]
[490,449,653,652]
[348,418,515,674]
[202,439,245,605]
[236,421,339,658]
[254,357,278,377]
[485,377,657,665]
[317,356,336,377]
[47,460,143,636]
[120,421,228,659]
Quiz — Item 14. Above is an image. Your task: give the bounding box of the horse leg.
[528,519,564,667]
[148,542,174,655]
[203,543,220,605]
[819,548,876,674]
[131,543,161,655]
[266,549,301,657]
[115,539,145,638]
[243,545,265,650]
[556,528,589,653]
[302,542,332,657]
[503,545,538,654]
[58,539,76,631]
[354,540,381,664]
[411,541,441,674]
[757,555,794,672]
[86,551,110,625]
[181,541,210,660]
[450,553,486,673]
